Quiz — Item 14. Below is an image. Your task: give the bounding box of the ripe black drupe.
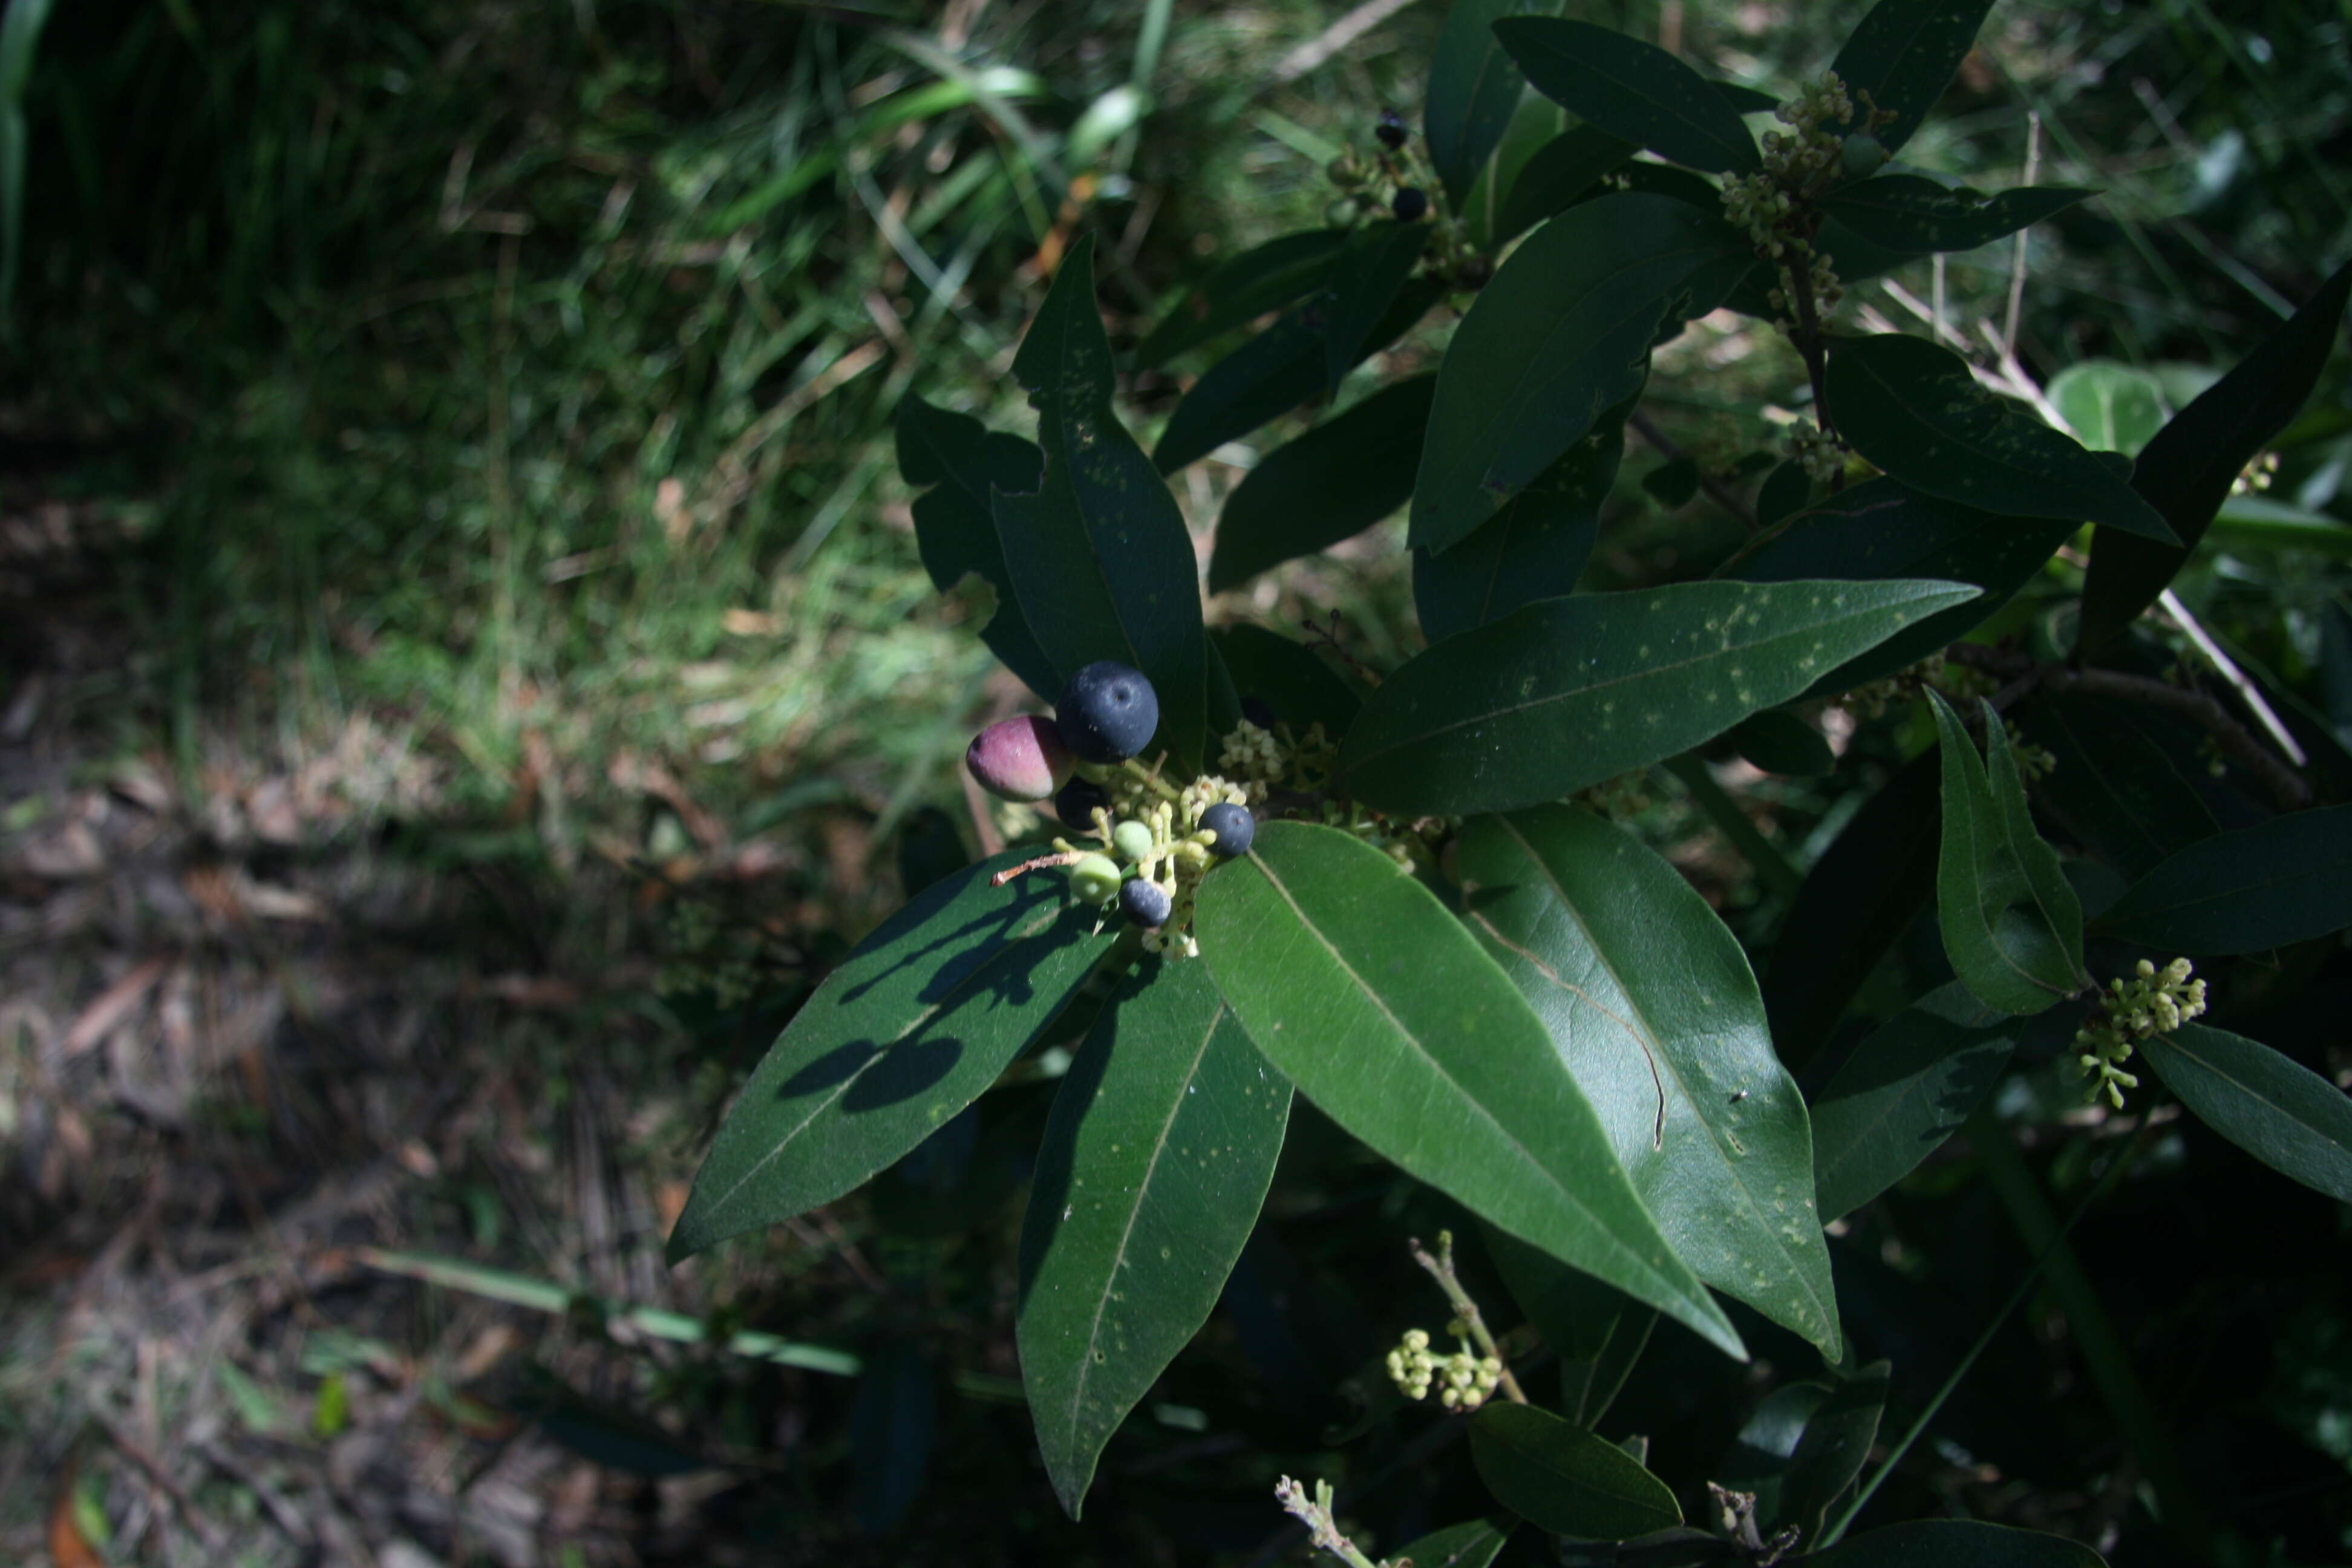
[1057,661,1160,763]
[1392,187,1429,222]
[1200,802,1255,858]
[1120,878,1174,928]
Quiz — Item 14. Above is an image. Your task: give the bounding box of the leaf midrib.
[1515,24,1749,169]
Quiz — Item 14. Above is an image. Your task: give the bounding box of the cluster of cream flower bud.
[1385,1325,1504,1413]
[2075,957,2208,1108]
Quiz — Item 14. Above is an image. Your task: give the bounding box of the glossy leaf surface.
[1423,0,1562,209]
[995,234,1207,769]
[2094,806,2352,954]
[1496,18,1760,173]
[1209,376,1433,593]
[1410,193,1757,554]
[2079,256,2352,650]
[1820,175,2091,254]
[1930,694,2085,1014]
[1341,578,1979,816]
[1194,822,1745,1357]
[1483,1223,1654,1427]
[1413,400,1627,644]
[1827,0,1998,155]
[1808,1519,2106,1566]
[1826,333,2175,542]
[1388,1517,1512,1568]
[1137,229,1346,368]
[670,853,1114,1261]
[1207,624,1363,734]
[1810,984,2014,1221]
[2140,1024,2352,1203]
[1019,959,1291,1518]
[897,397,1057,700]
[1469,1402,1682,1540]
[1456,806,1840,1354]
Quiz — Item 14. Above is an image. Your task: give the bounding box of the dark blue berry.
[1376,111,1408,149]
[1200,802,1255,858]
[1054,776,1110,829]
[1393,187,1429,222]
[1056,661,1160,763]
[1120,877,1174,928]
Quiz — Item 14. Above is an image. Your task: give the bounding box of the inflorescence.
[2074,957,2207,1108]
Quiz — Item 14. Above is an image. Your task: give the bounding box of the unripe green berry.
[1070,854,1122,904]
[1111,819,1155,863]
[1840,132,1887,180]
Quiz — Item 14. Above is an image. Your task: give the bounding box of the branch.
[1628,409,1759,532]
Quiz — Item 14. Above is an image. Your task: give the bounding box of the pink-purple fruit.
[965,715,1074,802]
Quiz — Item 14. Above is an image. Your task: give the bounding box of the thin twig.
[1628,408,1759,532]
[2002,112,2040,358]
[1407,1232,1529,1405]
[989,849,1087,886]
[90,1408,227,1552]
[2152,589,2307,766]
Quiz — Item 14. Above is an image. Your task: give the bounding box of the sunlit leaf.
[2047,359,2169,456]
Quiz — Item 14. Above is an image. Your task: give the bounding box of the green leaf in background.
[1811,982,2016,1221]
[1468,1402,1682,1540]
[1136,228,1347,368]
[1194,822,1746,1359]
[1806,1519,2108,1567]
[2077,257,2352,652]
[1716,1364,1890,1539]
[0,0,54,322]
[1483,1223,1655,1428]
[1322,221,1429,395]
[1763,748,1941,1068]
[1423,0,1563,211]
[2140,1024,2352,1203]
[2093,805,2352,954]
[1386,1517,1513,1568]
[667,852,1114,1261]
[1827,0,1998,155]
[1208,624,1363,735]
[1928,694,2086,1014]
[1413,399,1628,645]
[1208,375,1434,594]
[995,234,1209,770]
[1154,281,1441,475]
[1341,578,1979,817]
[849,1341,936,1534]
[1018,958,1291,1519]
[2022,694,2222,881]
[1717,477,2076,699]
[1825,333,2176,543]
[1456,806,1841,1354]
[1495,18,1760,174]
[897,397,1059,701]
[1820,176,2092,255]
[2046,359,2169,456]
[1494,123,1636,246]
[1727,709,1837,776]
[1410,193,1757,554]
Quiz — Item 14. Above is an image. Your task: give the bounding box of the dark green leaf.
[2078,258,2352,651]
[1208,624,1363,736]
[515,1369,713,1477]
[1717,477,2076,699]
[1762,748,1941,1068]
[2094,805,2352,954]
[1457,807,1841,1354]
[1483,1223,1655,1427]
[668,852,1114,1261]
[1410,192,1758,554]
[1019,959,1292,1518]
[995,234,1209,770]
[1806,1519,2107,1567]
[1209,376,1434,594]
[1728,710,1837,776]
[1716,1364,1889,1538]
[1827,0,1999,155]
[1388,1517,1514,1568]
[1820,176,2092,254]
[2047,360,2169,456]
[897,396,1058,701]
[1811,984,2014,1220]
[1154,281,1441,475]
[1340,578,1979,816]
[1137,229,1348,368]
[1194,822,1746,1358]
[1754,459,1812,529]
[1413,399,1628,644]
[1715,82,1784,114]
[2023,694,2221,881]
[1930,694,2086,1014]
[1469,1402,1683,1540]
[1643,456,1702,508]
[1495,123,1635,246]
[1424,0,1564,209]
[1613,159,1731,209]
[849,1341,935,1534]
[895,806,971,898]
[1826,333,2176,543]
[1496,18,1760,174]
[2140,1024,2352,1203]
[1324,222,1429,394]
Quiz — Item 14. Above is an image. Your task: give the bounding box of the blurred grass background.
[1,0,2347,1562]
